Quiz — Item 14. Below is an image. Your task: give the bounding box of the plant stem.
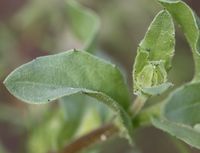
[133,102,162,127]
[59,123,118,153]
[130,96,147,117]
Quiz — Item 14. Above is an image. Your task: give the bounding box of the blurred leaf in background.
[28,95,113,153]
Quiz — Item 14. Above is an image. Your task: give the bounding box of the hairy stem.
[133,102,162,127]
[59,123,118,153]
[130,96,147,117]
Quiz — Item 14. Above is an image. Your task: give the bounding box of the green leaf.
[28,109,69,153]
[66,0,100,52]
[152,82,200,149]
[142,82,173,96]
[164,82,200,125]
[133,10,175,96]
[12,0,99,52]
[60,94,113,138]
[4,50,129,108]
[152,118,200,149]
[159,0,200,81]
[4,50,132,141]
[28,94,113,153]
[59,94,87,128]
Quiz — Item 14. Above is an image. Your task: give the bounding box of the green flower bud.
[135,61,167,95]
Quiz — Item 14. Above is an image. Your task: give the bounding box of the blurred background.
[0,0,200,153]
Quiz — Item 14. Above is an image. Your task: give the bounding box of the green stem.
[130,96,147,117]
[132,102,162,128]
[59,123,118,153]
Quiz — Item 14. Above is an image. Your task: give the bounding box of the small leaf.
[142,82,173,96]
[152,118,200,149]
[4,50,133,142]
[159,0,200,81]
[66,0,100,52]
[133,10,175,96]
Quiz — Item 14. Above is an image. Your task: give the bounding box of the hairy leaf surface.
[152,118,200,149]
[4,50,132,141]
[159,0,200,81]
[133,10,175,96]
[153,82,200,149]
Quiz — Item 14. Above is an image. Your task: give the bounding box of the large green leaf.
[4,50,129,108]
[159,0,200,81]
[152,82,200,149]
[133,10,175,96]
[4,50,132,141]
[152,118,200,149]
[163,82,200,125]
